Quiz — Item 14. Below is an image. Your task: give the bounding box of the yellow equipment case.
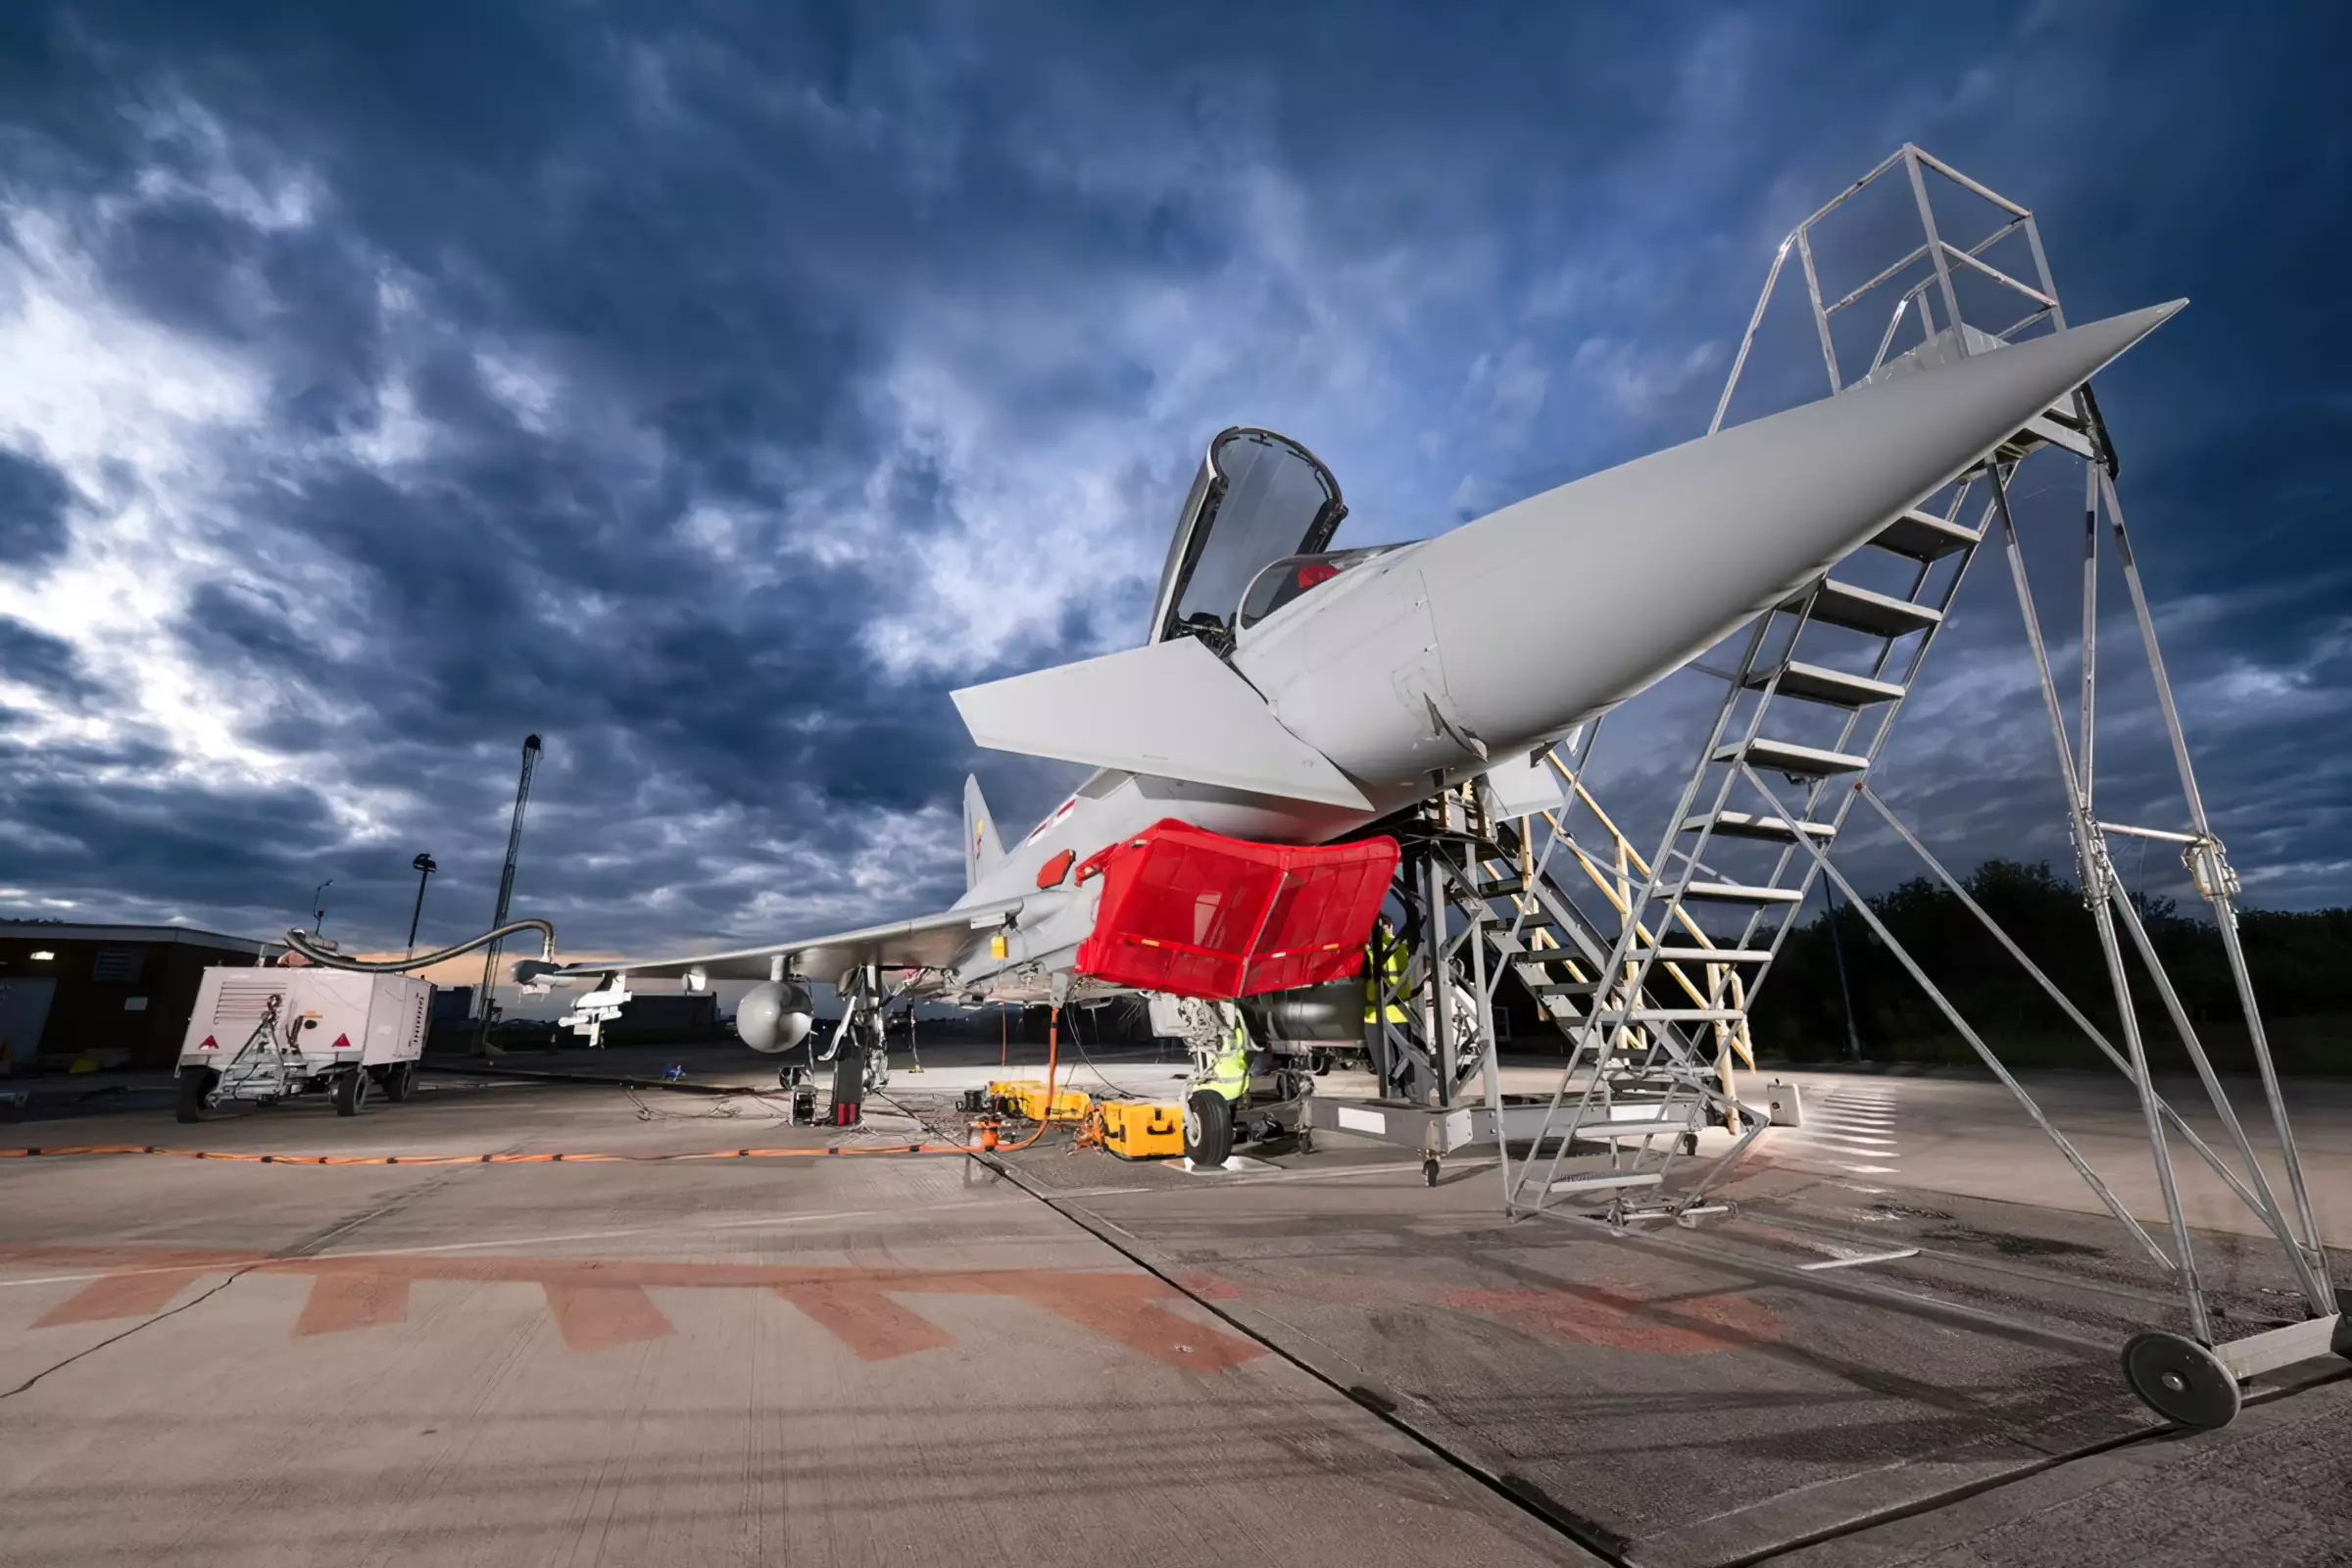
[989,1079,1092,1123]
[1099,1100,1186,1159]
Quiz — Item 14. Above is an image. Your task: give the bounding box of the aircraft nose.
[1396,301,2189,760]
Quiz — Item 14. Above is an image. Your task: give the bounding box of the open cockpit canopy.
[1147,428,1347,652]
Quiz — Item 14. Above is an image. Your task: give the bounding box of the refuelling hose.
[280,919,558,975]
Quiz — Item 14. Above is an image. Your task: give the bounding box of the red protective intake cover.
[1073,820,1399,1000]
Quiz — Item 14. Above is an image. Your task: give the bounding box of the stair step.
[1684,810,1838,843]
[1620,1007,1745,1022]
[1537,981,1604,999]
[1545,1171,1665,1195]
[1871,507,1982,562]
[1641,947,1776,963]
[1680,881,1807,905]
[2006,412,2097,463]
[1715,737,1871,778]
[1751,661,1908,710]
[1802,579,1943,639]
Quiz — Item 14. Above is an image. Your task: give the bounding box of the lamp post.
[406,854,438,959]
[312,879,334,936]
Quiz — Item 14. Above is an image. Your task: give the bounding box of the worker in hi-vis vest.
[1197,1007,1251,1102]
[1363,915,1410,1095]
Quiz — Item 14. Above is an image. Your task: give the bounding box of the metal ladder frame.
[1490,147,2338,1390]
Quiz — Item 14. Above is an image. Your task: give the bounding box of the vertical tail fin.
[963,774,1005,890]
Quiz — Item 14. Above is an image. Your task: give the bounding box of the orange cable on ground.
[3,1009,1074,1167]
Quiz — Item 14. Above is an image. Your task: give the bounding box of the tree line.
[1747,859,2352,1074]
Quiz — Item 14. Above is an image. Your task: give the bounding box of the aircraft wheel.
[380,1061,416,1103]
[175,1069,215,1125]
[1309,1051,1333,1077]
[1422,1156,1441,1188]
[333,1068,369,1118]
[1183,1091,1234,1168]
[2122,1332,2240,1429]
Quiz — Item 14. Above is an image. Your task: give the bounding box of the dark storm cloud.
[0,448,73,564]
[0,617,93,701]
[0,0,2347,968]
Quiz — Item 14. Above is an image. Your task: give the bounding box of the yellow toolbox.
[986,1078,1041,1111]
[991,1079,1092,1123]
[1100,1100,1186,1159]
[1018,1084,1093,1123]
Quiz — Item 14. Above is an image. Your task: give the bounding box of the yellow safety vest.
[1364,933,1409,1024]
[1197,1019,1250,1102]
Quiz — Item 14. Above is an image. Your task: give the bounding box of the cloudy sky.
[2,0,2347,971]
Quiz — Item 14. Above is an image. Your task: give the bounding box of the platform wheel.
[175,1068,215,1125]
[333,1068,369,1118]
[2122,1331,2241,1430]
[379,1061,416,1103]
[1184,1090,1234,1168]
[1422,1156,1441,1188]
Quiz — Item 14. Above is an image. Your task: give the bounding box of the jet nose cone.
[1395,300,2187,760]
[2063,298,2188,367]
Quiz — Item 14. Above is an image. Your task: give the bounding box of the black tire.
[2122,1332,2241,1429]
[174,1069,214,1124]
[1183,1090,1234,1168]
[333,1068,368,1117]
[1422,1156,1442,1188]
[1309,1051,1333,1077]
[379,1061,416,1103]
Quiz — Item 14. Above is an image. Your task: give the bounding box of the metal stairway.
[1492,152,2116,1219]
[1430,140,2337,1431]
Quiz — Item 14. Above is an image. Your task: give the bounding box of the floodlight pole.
[406,853,438,960]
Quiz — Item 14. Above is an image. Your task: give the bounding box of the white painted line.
[1784,1132,1897,1149]
[1837,1164,1900,1174]
[1179,1153,1281,1175]
[1798,1248,1920,1271]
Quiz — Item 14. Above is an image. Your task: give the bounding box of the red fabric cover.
[1073,819,1399,1000]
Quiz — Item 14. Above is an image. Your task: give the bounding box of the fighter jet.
[526,302,2181,1160]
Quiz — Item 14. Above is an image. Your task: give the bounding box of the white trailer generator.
[174,967,429,1123]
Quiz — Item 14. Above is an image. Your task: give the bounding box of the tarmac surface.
[2,1041,2346,1567]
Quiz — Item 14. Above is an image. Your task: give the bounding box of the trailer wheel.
[333,1068,369,1117]
[175,1069,215,1124]
[1183,1090,1234,1168]
[2123,1332,2241,1429]
[380,1061,416,1103]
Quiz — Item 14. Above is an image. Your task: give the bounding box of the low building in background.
[0,922,286,1073]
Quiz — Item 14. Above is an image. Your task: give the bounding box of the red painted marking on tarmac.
[31,1268,206,1327]
[0,1245,1261,1369]
[773,1281,955,1361]
[540,1280,675,1352]
[988,1272,1266,1373]
[292,1273,411,1336]
[1176,1271,1243,1300]
[1443,1282,1781,1356]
